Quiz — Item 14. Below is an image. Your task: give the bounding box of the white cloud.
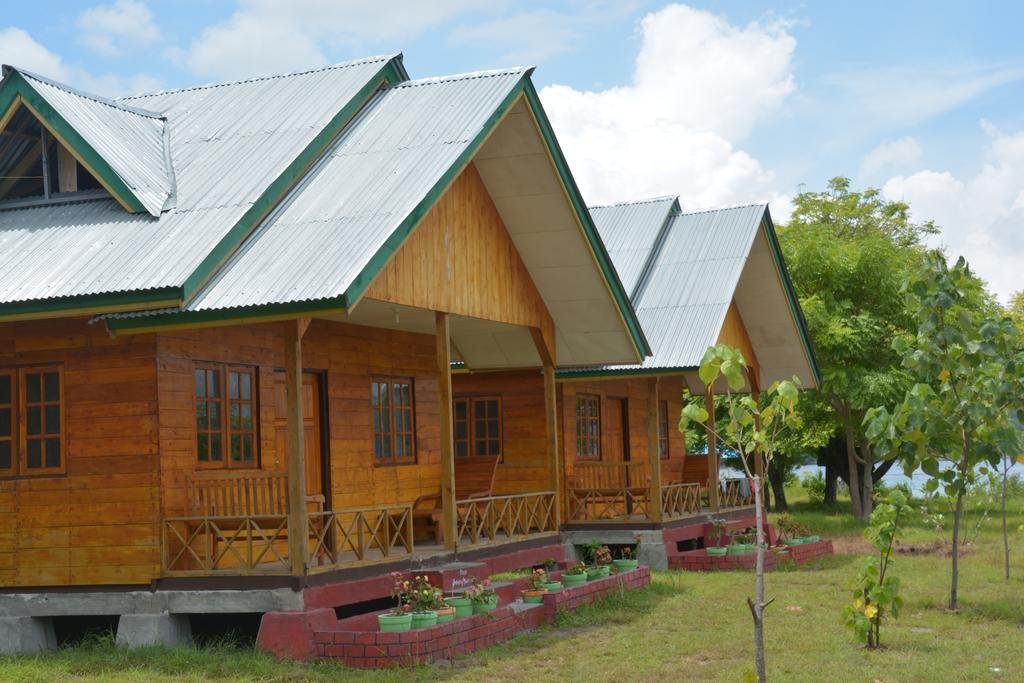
[540,3,796,209]
[883,123,1024,301]
[180,0,483,80]
[0,26,160,97]
[859,137,922,179]
[450,10,575,65]
[77,0,160,57]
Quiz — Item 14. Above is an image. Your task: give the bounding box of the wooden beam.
[706,384,719,511]
[285,318,310,577]
[57,143,77,193]
[436,311,457,550]
[529,326,555,368]
[543,363,561,528]
[648,377,663,523]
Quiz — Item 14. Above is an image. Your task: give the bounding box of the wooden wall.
[0,317,160,588]
[718,300,759,382]
[365,162,556,363]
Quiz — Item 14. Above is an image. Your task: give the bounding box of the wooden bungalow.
[452,196,820,540]
[0,53,651,641]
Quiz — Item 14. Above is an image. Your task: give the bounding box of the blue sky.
[3,1,1023,299]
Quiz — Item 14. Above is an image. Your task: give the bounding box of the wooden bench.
[410,457,499,545]
[185,470,325,533]
[566,461,651,520]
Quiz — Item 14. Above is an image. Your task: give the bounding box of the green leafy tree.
[842,491,909,648]
[778,177,936,519]
[865,252,1023,609]
[681,344,801,682]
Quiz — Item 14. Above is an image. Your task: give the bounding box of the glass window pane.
[243,434,253,461]
[455,421,467,440]
[0,441,10,469]
[229,372,239,400]
[395,435,404,458]
[381,433,391,457]
[44,373,59,402]
[403,435,413,459]
[455,441,467,458]
[44,439,60,468]
[231,434,241,461]
[0,408,10,437]
[230,403,240,429]
[241,373,252,400]
[0,374,10,402]
[44,405,60,435]
[374,435,383,458]
[209,402,220,429]
[455,401,466,419]
[195,369,206,398]
[198,435,208,461]
[210,433,222,461]
[26,440,41,468]
[25,374,40,403]
[371,382,380,406]
[196,402,207,431]
[241,404,252,428]
[488,421,498,438]
[26,406,40,435]
[208,370,220,398]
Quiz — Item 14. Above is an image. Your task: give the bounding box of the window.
[454,397,502,458]
[372,378,415,465]
[575,394,601,460]
[195,363,257,468]
[0,366,65,477]
[658,400,670,459]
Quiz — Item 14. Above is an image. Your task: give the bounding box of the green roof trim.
[555,366,696,380]
[103,296,346,333]
[0,287,180,320]
[181,57,408,305]
[760,211,822,386]
[0,70,148,213]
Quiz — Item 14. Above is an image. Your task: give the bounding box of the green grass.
[4,488,1023,682]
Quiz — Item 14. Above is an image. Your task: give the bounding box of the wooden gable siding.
[365,162,556,363]
[717,300,759,381]
[0,318,160,588]
[157,319,443,522]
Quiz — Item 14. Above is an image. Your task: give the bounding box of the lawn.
[3,486,1022,682]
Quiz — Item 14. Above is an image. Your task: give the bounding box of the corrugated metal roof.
[187,68,529,312]
[11,67,172,216]
[590,196,677,297]
[587,201,767,370]
[0,55,398,304]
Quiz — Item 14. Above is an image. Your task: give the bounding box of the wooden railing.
[566,461,651,522]
[661,482,701,519]
[308,505,414,571]
[161,514,290,575]
[455,492,557,548]
[721,478,754,507]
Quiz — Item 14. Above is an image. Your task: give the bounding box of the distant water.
[792,461,1024,495]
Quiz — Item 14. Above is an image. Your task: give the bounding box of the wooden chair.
[566,462,651,520]
[409,456,499,545]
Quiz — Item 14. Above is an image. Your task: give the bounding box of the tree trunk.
[845,425,864,520]
[859,441,874,517]
[1003,457,1010,582]
[749,477,768,682]
[768,459,788,512]
[823,461,838,508]
[950,487,964,611]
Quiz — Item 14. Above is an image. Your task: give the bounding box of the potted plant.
[407,575,440,629]
[444,592,473,618]
[777,517,811,545]
[707,517,729,556]
[728,529,756,556]
[612,545,639,571]
[595,545,613,577]
[521,568,548,603]
[562,561,588,587]
[378,571,413,632]
[465,577,499,613]
[432,586,457,623]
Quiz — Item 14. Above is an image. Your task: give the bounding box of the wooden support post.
[437,312,457,550]
[706,384,719,511]
[57,144,77,193]
[648,377,663,523]
[543,363,561,528]
[285,318,311,577]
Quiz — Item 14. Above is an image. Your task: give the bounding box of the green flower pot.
[612,559,639,571]
[378,613,413,632]
[445,596,473,618]
[410,611,438,629]
[521,590,547,604]
[542,581,563,592]
[435,607,456,623]
[472,596,499,614]
[707,546,728,557]
[599,565,611,577]
[562,573,587,587]
[807,535,821,543]
[727,544,756,556]
[586,566,603,581]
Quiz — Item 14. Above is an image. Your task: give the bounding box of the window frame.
[193,362,260,470]
[658,400,670,460]
[453,395,503,460]
[372,376,417,466]
[0,365,66,478]
[575,393,602,461]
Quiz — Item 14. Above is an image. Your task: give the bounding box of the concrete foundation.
[0,616,57,655]
[115,612,193,648]
[0,587,304,618]
[561,529,669,570]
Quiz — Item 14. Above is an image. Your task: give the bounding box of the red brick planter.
[670,539,834,572]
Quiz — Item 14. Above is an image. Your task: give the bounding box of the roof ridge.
[117,54,400,101]
[672,202,767,217]
[589,195,678,210]
[394,67,531,88]
[3,65,164,119]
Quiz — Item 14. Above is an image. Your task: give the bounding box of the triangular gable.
[0,66,172,216]
[590,196,678,298]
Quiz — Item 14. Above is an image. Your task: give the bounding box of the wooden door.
[272,371,325,504]
[605,398,629,463]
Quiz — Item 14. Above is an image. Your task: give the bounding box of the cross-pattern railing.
[308,505,415,571]
[661,482,701,519]
[721,478,754,507]
[455,492,557,548]
[566,461,651,522]
[162,515,290,575]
